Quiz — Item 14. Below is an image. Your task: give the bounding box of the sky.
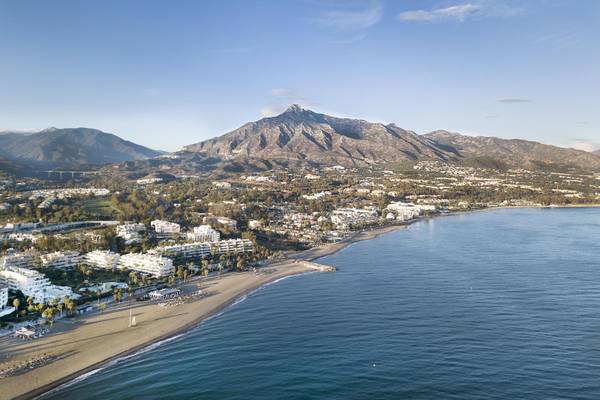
[0,0,598,152]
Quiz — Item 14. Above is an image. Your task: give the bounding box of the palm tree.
[42,307,56,327]
[66,299,77,316]
[12,298,20,318]
[236,256,246,271]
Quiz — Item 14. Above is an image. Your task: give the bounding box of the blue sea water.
[41,208,600,400]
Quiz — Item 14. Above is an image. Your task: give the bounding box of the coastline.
[2,204,599,399]
[0,261,327,400]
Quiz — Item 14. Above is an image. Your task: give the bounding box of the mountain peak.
[284,104,304,113]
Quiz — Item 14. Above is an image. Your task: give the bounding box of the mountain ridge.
[184,105,600,171]
[0,127,163,169]
[185,105,459,168]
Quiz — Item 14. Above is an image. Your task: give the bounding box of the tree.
[236,256,246,271]
[12,298,20,318]
[66,299,77,316]
[42,307,56,327]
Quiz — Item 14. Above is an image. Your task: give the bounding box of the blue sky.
[1,0,598,152]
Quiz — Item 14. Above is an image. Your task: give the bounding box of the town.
[1,161,599,332]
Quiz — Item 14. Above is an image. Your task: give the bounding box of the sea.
[40,208,600,399]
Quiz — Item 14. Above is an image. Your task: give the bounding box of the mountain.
[184,105,600,172]
[424,130,600,170]
[184,105,459,168]
[0,128,162,168]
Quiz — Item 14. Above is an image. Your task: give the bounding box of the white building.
[203,216,237,230]
[330,207,379,229]
[187,225,220,242]
[0,265,77,303]
[85,250,121,270]
[212,181,231,189]
[386,202,422,222]
[118,253,174,277]
[116,223,146,244]
[248,220,263,230]
[152,239,254,260]
[0,251,36,269]
[40,251,82,270]
[0,285,15,318]
[151,220,181,238]
[386,201,436,221]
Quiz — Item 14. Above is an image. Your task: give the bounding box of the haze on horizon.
[0,0,598,153]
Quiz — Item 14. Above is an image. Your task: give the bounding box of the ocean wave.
[36,332,187,398]
[37,271,317,398]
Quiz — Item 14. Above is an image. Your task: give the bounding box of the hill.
[424,130,600,170]
[0,127,162,168]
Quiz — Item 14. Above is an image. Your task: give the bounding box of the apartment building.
[150,220,181,238]
[0,285,14,318]
[116,223,146,244]
[187,225,220,242]
[330,207,379,229]
[85,250,121,270]
[118,253,174,277]
[0,265,77,303]
[152,239,254,260]
[40,251,82,270]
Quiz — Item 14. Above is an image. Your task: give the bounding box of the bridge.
[40,170,101,179]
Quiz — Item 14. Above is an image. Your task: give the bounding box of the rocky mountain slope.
[184,105,458,168]
[184,105,600,171]
[424,130,600,170]
[0,128,162,168]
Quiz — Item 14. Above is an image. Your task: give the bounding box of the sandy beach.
[0,260,330,400]
[2,206,598,399]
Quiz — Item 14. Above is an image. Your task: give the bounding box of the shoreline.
[3,204,600,399]
[1,261,327,400]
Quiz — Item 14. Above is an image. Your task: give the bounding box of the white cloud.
[497,98,532,103]
[312,1,382,33]
[567,139,600,153]
[398,3,481,22]
[397,1,520,23]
